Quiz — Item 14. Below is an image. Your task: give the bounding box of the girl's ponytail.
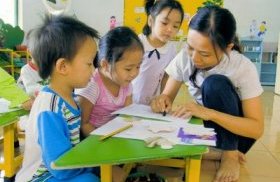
[143,0,156,35]
[232,36,242,53]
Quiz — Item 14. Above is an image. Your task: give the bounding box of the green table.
[0,109,28,126]
[52,118,208,182]
[0,109,29,181]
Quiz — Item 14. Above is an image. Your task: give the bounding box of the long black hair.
[188,6,242,88]
[143,0,184,36]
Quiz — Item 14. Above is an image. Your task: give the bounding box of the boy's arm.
[37,111,89,180]
[76,78,99,136]
[79,96,95,137]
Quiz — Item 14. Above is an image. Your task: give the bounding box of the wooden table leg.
[186,155,202,182]
[101,164,112,182]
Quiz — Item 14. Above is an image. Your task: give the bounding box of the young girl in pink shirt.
[77,26,144,137]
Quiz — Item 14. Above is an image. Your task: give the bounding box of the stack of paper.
[92,116,216,146]
[92,104,216,146]
[112,103,190,123]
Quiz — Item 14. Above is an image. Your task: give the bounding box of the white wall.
[19,0,280,44]
[224,0,280,44]
[0,0,17,26]
[19,0,124,36]
[71,0,123,35]
[19,0,45,32]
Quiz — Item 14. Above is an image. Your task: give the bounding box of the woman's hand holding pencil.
[150,94,172,115]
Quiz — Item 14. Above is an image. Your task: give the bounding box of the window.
[0,0,18,26]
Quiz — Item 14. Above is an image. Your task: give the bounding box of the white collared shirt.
[132,34,179,105]
[166,49,263,104]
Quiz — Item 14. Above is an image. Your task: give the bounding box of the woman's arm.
[162,76,183,102]
[160,73,168,93]
[79,96,95,137]
[151,76,182,113]
[210,96,264,139]
[173,96,264,139]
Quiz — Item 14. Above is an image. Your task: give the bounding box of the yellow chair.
[0,48,15,77]
[0,110,29,181]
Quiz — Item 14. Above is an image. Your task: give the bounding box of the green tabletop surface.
[0,109,29,127]
[53,117,208,169]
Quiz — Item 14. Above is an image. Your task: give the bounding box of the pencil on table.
[99,123,133,141]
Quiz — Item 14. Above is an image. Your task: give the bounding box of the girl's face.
[150,8,182,43]
[186,29,224,69]
[68,37,97,88]
[111,48,143,87]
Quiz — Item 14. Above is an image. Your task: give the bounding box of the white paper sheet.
[0,98,11,113]
[91,117,216,146]
[112,104,190,123]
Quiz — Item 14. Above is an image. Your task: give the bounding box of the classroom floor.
[0,86,279,182]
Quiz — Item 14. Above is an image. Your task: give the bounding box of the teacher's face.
[186,29,223,69]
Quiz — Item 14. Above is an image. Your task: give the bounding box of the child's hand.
[21,98,34,110]
[150,94,172,113]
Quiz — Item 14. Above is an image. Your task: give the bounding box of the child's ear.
[100,59,110,72]
[148,15,153,27]
[55,58,68,75]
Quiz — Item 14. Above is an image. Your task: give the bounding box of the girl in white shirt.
[132,0,184,105]
[151,6,264,182]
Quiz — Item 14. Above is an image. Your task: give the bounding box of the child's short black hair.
[32,15,99,79]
